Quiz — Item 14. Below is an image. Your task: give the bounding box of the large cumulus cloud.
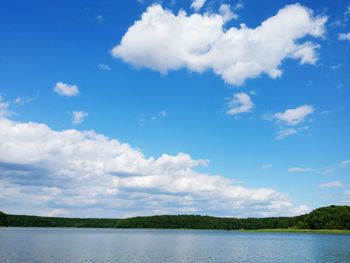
[0,117,308,218]
[112,4,327,85]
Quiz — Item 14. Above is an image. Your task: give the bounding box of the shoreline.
[2,226,350,235]
[241,229,350,235]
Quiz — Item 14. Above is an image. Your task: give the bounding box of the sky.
[0,0,349,218]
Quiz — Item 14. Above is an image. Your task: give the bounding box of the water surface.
[1,228,350,262]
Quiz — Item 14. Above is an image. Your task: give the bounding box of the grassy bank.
[241,229,350,235]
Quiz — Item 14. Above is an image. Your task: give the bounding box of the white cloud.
[340,160,350,167]
[219,4,237,23]
[191,0,206,11]
[14,97,21,105]
[151,110,167,120]
[97,64,111,70]
[140,111,168,124]
[330,64,342,70]
[275,128,298,140]
[323,168,336,175]
[227,92,253,116]
[54,82,79,97]
[288,167,313,172]
[0,96,33,118]
[275,126,309,140]
[0,96,11,117]
[72,111,88,124]
[261,164,272,169]
[339,32,350,41]
[112,4,326,86]
[318,181,343,188]
[0,117,307,217]
[289,41,320,64]
[234,1,244,11]
[274,105,314,126]
[13,96,33,106]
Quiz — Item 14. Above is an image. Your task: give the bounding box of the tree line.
[1,205,349,230]
[0,212,120,228]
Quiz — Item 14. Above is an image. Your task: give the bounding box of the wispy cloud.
[275,126,309,140]
[272,105,313,140]
[261,164,272,169]
[72,111,88,124]
[274,105,314,126]
[0,96,11,117]
[139,111,167,125]
[13,96,33,106]
[288,167,313,173]
[323,168,336,175]
[227,93,254,116]
[330,64,342,70]
[340,160,350,167]
[97,64,111,70]
[276,128,298,140]
[318,181,343,188]
[339,32,350,41]
[150,110,167,121]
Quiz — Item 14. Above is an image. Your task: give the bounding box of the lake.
[1,228,350,262]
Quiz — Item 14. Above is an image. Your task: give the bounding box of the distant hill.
[1,205,349,230]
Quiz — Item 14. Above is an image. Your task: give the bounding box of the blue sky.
[0,0,349,218]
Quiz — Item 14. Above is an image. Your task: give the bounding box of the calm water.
[1,228,350,263]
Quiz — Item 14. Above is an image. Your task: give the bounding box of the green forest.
[1,205,350,230]
[0,211,120,228]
